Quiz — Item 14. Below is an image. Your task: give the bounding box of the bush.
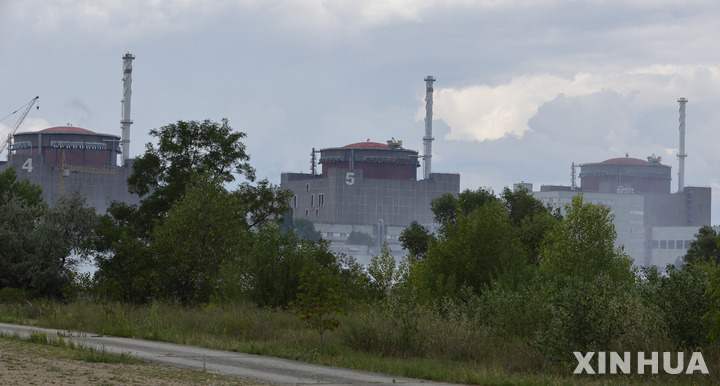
[0,287,26,303]
[535,273,669,365]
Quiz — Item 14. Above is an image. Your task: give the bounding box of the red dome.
[40,126,95,134]
[343,141,390,149]
[600,157,649,165]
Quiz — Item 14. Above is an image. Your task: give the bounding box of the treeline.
[1,118,720,373]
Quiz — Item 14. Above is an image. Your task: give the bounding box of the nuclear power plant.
[0,53,141,213]
[0,55,712,268]
[531,97,711,268]
[281,76,460,261]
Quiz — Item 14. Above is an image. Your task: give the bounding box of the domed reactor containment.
[0,53,141,213]
[1,126,139,212]
[532,98,711,269]
[579,155,671,194]
[281,76,460,261]
[281,139,459,249]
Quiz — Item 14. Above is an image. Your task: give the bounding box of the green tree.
[0,166,43,207]
[0,186,96,298]
[536,195,653,362]
[431,188,497,231]
[500,186,550,226]
[128,118,255,224]
[150,175,245,304]
[642,264,712,348]
[683,225,720,265]
[220,224,317,308]
[91,119,289,303]
[293,267,346,351]
[705,264,720,342]
[539,194,634,284]
[418,200,526,299]
[398,221,432,260]
[346,231,374,247]
[500,187,562,265]
[294,218,321,242]
[367,244,398,300]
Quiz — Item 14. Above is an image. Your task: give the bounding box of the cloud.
[430,64,720,143]
[0,0,589,44]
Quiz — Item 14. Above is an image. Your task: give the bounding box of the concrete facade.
[0,126,140,213]
[281,140,460,263]
[282,168,459,227]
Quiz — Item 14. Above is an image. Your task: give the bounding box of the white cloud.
[430,64,720,143]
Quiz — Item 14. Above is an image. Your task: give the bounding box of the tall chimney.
[121,52,135,166]
[423,75,435,180]
[677,97,688,193]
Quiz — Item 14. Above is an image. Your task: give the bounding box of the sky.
[2,0,720,224]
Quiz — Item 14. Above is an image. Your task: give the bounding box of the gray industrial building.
[0,53,140,213]
[281,76,460,262]
[281,140,460,261]
[530,98,711,269]
[0,126,140,213]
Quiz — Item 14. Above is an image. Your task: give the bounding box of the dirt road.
[0,323,452,385]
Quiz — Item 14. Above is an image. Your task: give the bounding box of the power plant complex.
[0,53,141,213]
[281,76,460,261]
[0,54,712,268]
[530,97,711,268]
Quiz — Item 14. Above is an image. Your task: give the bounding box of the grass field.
[1,299,717,385]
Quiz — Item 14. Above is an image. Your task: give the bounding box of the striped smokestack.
[120,52,135,166]
[423,75,435,180]
[677,97,687,193]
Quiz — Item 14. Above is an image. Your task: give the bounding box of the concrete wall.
[0,153,140,213]
[644,186,711,227]
[281,168,459,227]
[646,226,701,269]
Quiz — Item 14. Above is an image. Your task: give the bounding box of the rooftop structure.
[579,155,672,194]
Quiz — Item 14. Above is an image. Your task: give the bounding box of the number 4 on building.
[22,158,33,173]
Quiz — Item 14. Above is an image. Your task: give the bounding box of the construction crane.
[1,96,40,156]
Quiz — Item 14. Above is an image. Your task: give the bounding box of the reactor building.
[531,97,711,268]
[280,76,460,261]
[0,53,140,213]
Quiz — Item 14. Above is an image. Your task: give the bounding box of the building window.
[660,240,667,249]
[668,240,675,249]
[651,240,659,249]
[293,195,297,208]
[315,208,319,216]
[319,193,325,207]
[311,194,314,207]
[685,240,692,249]
[306,184,310,192]
[305,209,309,217]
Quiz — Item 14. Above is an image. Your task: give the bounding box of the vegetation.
[346,231,375,247]
[2,117,720,384]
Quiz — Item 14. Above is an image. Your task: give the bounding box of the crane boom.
[1,96,39,155]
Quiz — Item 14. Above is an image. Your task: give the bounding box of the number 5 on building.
[345,171,355,185]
